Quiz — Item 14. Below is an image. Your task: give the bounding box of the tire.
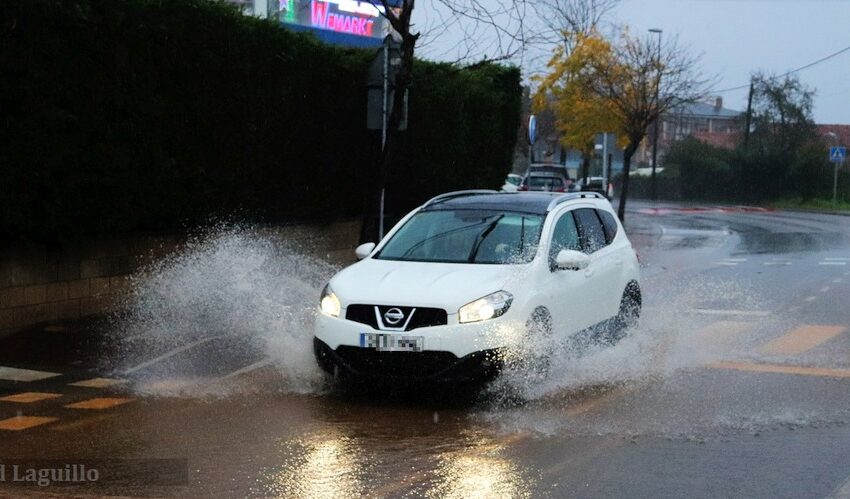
[615,282,641,333]
[519,308,554,376]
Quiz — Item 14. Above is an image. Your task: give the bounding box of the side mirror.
[355,242,376,260]
[555,249,590,270]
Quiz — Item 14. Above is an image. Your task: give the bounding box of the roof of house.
[671,101,742,119]
[818,124,850,147]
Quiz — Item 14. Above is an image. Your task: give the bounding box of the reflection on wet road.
[1,202,850,498]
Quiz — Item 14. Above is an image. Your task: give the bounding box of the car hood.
[329,258,528,313]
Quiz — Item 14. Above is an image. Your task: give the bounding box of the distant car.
[527,164,573,189]
[501,173,522,192]
[576,177,614,199]
[519,173,569,192]
[313,190,642,383]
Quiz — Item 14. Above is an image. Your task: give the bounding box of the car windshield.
[375,209,544,264]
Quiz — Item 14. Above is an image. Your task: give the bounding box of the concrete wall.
[0,220,361,334]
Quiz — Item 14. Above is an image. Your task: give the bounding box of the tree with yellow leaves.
[535,29,709,221]
[533,32,623,185]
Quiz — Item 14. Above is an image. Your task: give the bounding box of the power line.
[712,42,850,94]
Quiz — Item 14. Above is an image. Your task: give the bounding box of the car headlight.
[319,284,341,317]
[458,291,513,324]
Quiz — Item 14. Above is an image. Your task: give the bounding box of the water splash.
[110,224,338,395]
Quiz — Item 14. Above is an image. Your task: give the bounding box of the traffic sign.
[829,146,846,163]
[528,115,537,146]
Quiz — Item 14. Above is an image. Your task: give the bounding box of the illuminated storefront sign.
[279,0,399,47]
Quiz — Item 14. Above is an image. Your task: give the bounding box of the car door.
[573,207,622,324]
[541,209,595,335]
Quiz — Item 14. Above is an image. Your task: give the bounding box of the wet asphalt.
[0,201,849,498]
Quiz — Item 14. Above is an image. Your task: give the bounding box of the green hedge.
[0,0,521,242]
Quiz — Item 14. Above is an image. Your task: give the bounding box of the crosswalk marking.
[0,392,62,404]
[820,261,847,266]
[692,309,771,317]
[65,398,134,410]
[69,378,126,389]
[760,325,846,356]
[0,416,58,431]
[804,296,818,302]
[0,366,61,382]
[710,361,850,378]
[764,261,792,266]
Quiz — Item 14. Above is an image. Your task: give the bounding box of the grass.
[770,197,850,213]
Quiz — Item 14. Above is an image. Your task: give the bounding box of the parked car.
[313,190,641,383]
[501,173,523,192]
[519,172,569,192]
[575,177,614,199]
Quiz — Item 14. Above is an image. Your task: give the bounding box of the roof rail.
[546,192,605,211]
[423,190,500,207]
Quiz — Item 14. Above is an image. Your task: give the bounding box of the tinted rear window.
[597,209,619,244]
[574,208,607,253]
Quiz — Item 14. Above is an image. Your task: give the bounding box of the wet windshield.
[375,210,543,264]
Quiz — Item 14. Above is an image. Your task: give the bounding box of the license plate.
[360,333,424,352]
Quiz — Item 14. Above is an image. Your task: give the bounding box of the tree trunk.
[581,153,591,184]
[617,142,638,223]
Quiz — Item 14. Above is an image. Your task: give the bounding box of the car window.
[375,210,544,264]
[597,209,618,244]
[549,212,581,267]
[528,177,565,188]
[574,208,607,254]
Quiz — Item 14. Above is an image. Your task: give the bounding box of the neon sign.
[311,1,376,37]
[280,0,396,41]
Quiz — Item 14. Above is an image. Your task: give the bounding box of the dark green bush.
[0,0,521,242]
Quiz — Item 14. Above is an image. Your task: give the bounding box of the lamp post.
[827,131,842,207]
[649,28,662,201]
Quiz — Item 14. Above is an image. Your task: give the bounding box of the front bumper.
[313,311,517,381]
[314,337,503,382]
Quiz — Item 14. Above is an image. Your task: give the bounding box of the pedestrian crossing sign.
[829,146,846,163]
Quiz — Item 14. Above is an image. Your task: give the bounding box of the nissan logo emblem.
[383,308,405,326]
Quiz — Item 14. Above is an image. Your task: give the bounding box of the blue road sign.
[830,146,846,163]
[528,115,537,146]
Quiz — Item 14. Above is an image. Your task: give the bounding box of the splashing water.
[110,225,338,395]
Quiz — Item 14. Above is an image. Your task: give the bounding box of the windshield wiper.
[468,215,504,263]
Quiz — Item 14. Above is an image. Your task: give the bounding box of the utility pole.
[744,80,754,149]
[649,28,662,201]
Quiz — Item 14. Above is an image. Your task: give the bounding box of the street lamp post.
[827,132,843,207]
[649,28,662,201]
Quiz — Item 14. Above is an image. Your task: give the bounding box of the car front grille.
[345,305,448,331]
[334,346,458,378]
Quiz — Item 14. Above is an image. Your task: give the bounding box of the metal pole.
[602,132,608,189]
[379,40,389,241]
[835,159,841,207]
[649,28,662,201]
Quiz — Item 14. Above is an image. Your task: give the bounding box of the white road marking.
[692,309,771,317]
[829,473,850,498]
[820,261,848,266]
[0,367,61,382]
[216,357,274,381]
[723,258,748,263]
[821,286,832,293]
[764,261,792,266]
[825,257,850,261]
[804,296,818,302]
[714,262,739,266]
[834,278,844,284]
[122,336,225,375]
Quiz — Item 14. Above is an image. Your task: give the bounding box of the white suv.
[313,191,641,382]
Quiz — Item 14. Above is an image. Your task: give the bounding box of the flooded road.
[1,202,849,498]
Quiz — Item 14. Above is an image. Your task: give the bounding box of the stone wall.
[0,220,361,334]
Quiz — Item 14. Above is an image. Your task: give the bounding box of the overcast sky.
[417,0,850,124]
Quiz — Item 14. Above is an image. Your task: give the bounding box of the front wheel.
[615,283,641,333]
